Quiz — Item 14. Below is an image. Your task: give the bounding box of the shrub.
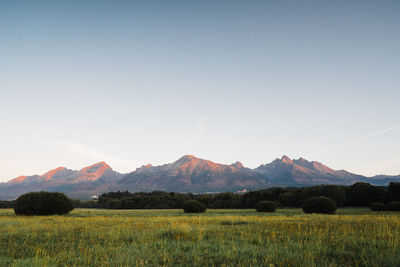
[255,201,276,212]
[370,202,386,211]
[14,191,74,215]
[300,185,347,207]
[183,200,206,213]
[387,201,400,211]
[302,196,337,214]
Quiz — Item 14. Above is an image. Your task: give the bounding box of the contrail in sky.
[309,123,400,157]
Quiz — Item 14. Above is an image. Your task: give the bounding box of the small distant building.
[90,195,98,201]
[236,189,248,194]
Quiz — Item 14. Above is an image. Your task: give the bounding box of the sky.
[1,0,400,181]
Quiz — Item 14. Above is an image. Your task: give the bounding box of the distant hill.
[1,155,399,199]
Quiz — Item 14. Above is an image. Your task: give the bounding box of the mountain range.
[1,155,399,200]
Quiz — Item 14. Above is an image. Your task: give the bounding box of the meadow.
[0,208,399,267]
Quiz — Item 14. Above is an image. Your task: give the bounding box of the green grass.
[0,208,399,266]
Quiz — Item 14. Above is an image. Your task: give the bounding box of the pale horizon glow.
[1,0,400,181]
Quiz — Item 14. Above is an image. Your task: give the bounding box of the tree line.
[0,200,14,208]
[76,182,400,209]
[1,182,399,210]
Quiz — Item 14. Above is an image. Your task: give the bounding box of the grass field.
[0,208,399,267]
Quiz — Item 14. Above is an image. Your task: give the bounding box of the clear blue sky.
[1,0,400,181]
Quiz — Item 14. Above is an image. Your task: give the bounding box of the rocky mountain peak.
[178,155,199,162]
[77,161,112,181]
[7,175,28,184]
[81,161,110,172]
[231,161,244,169]
[40,167,67,181]
[280,155,293,165]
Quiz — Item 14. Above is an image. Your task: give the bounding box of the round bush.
[14,191,74,215]
[302,196,337,214]
[387,201,400,211]
[255,201,276,212]
[370,202,386,211]
[183,200,206,213]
